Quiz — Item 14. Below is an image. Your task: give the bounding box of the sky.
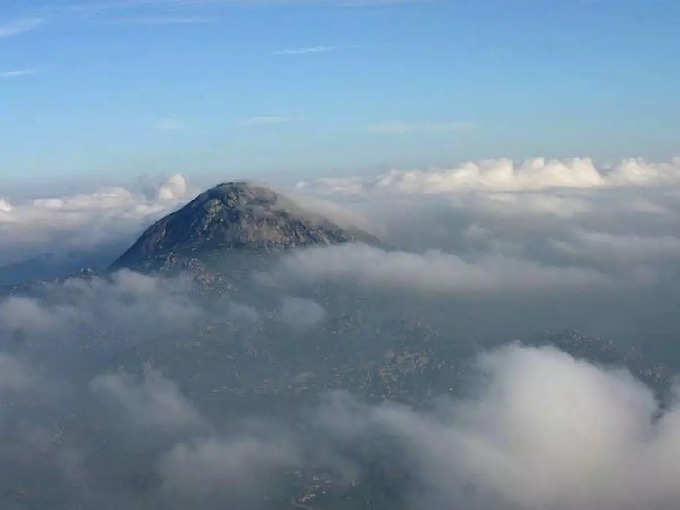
[1,0,679,192]
[3,3,680,506]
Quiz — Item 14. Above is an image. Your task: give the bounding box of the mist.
[1,157,680,508]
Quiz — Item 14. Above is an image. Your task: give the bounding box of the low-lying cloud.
[91,367,205,430]
[297,156,680,194]
[0,263,679,509]
[1,154,680,508]
[0,174,190,271]
[271,243,611,294]
[319,344,680,510]
[158,436,300,505]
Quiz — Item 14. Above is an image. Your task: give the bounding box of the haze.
[1,1,680,509]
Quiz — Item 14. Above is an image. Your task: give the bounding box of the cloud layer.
[298,157,680,194]
[3,286,680,510]
[0,174,190,270]
[1,154,680,508]
[272,243,611,294]
[319,344,680,510]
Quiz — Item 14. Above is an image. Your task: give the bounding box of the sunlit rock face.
[112,182,376,272]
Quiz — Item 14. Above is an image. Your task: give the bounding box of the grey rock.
[111,181,377,272]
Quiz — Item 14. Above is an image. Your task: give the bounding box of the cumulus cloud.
[278,296,326,328]
[553,230,680,268]
[226,301,260,323]
[1,154,680,509]
[608,157,680,186]
[271,243,610,294]
[0,353,34,392]
[0,270,203,350]
[296,176,368,196]
[157,174,188,201]
[0,259,679,509]
[293,158,680,293]
[0,296,62,333]
[0,174,190,268]
[158,436,299,503]
[475,191,592,218]
[298,156,680,194]
[287,191,380,235]
[375,158,606,192]
[318,344,680,510]
[91,367,204,429]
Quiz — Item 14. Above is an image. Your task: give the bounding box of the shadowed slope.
[112,181,376,271]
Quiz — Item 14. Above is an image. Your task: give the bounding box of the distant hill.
[111,181,377,272]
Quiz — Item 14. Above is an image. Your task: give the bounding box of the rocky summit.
[111,181,375,271]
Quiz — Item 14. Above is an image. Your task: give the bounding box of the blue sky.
[1,0,679,190]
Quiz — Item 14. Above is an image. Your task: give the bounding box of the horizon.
[2,0,679,193]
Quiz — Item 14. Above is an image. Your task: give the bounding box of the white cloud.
[0,18,43,38]
[157,436,299,500]
[0,353,34,392]
[0,296,61,333]
[608,157,680,186]
[279,296,326,328]
[271,243,610,294]
[274,45,336,55]
[629,198,674,216]
[296,176,367,196]
[121,16,214,25]
[461,191,593,219]
[287,190,381,235]
[0,152,678,509]
[0,270,203,344]
[0,69,37,78]
[297,157,680,194]
[0,176,190,266]
[377,158,606,193]
[91,367,204,429]
[226,301,260,323]
[32,186,135,211]
[556,230,680,263]
[157,174,188,201]
[320,344,680,510]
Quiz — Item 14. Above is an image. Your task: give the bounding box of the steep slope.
[111,181,376,271]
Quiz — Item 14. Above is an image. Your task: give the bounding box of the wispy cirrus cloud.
[64,0,176,12]
[154,117,185,131]
[338,0,433,5]
[366,120,474,135]
[116,16,215,25]
[242,115,290,126]
[0,69,37,78]
[65,0,419,12]
[274,45,337,56]
[0,18,43,38]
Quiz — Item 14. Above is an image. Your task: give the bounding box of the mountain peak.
[202,181,278,206]
[111,181,374,271]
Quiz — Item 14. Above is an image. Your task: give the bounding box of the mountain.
[111,181,376,272]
